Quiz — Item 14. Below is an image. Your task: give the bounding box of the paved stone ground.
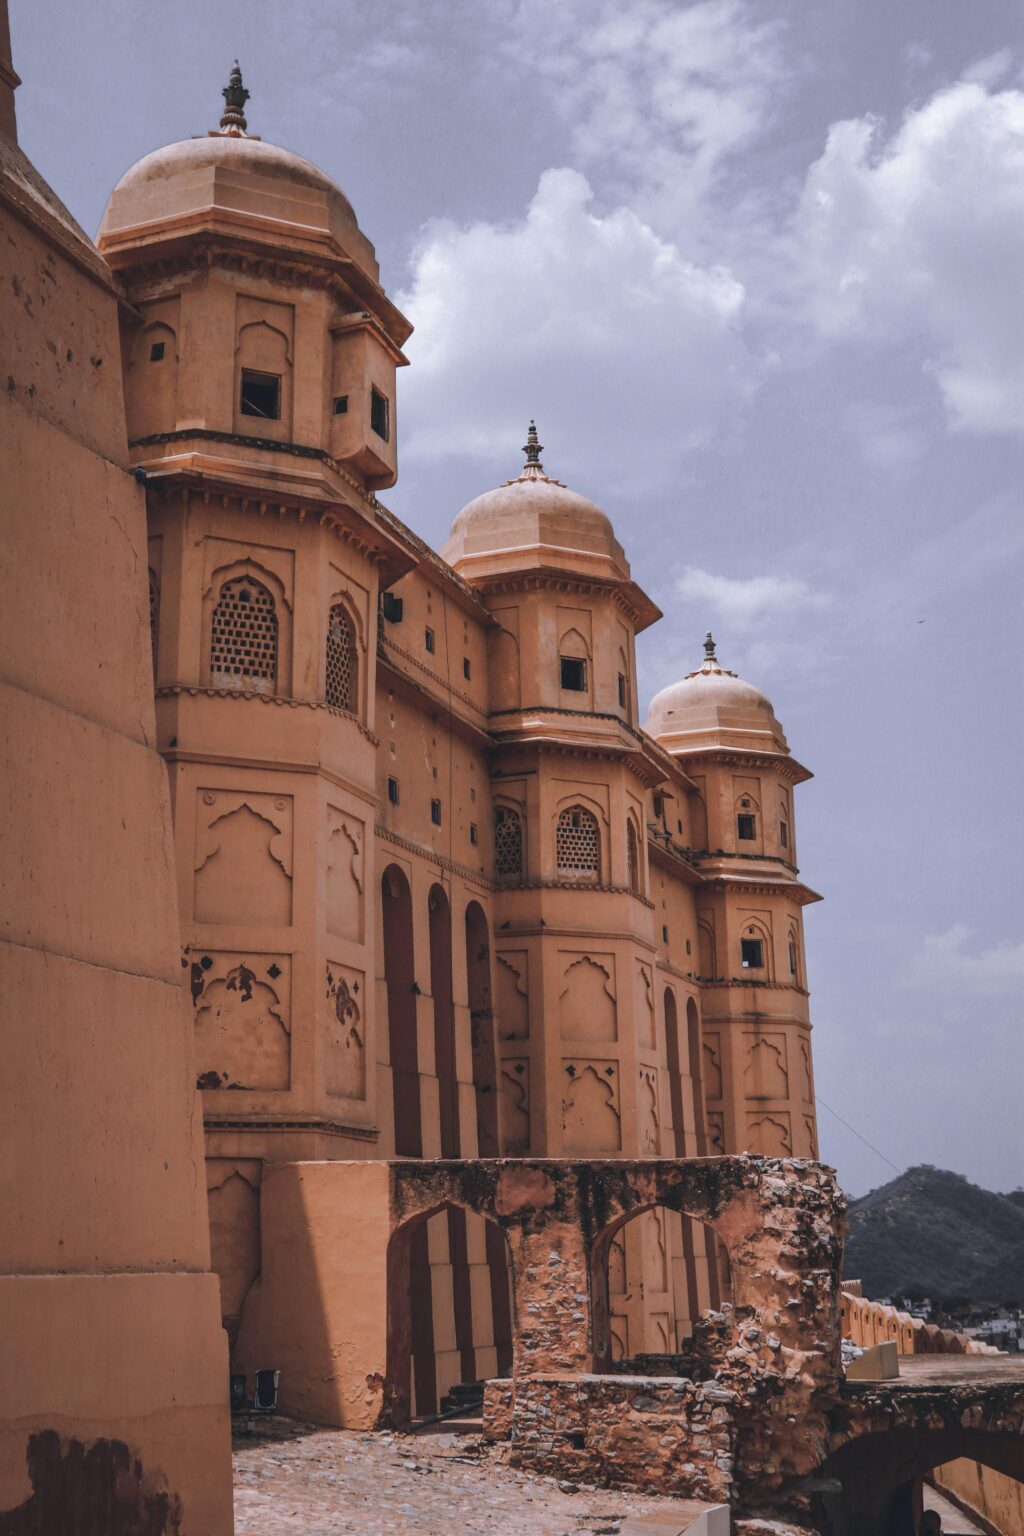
[232,1420,714,1535]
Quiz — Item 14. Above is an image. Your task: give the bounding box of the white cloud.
[675,566,829,629]
[397,168,758,489]
[513,0,786,228]
[912,926,1024,996]
[792,81,1024,434]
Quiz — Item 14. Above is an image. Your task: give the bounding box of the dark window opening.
[431,798,442,826]
[677,818,683,833]
[149,341,165,363]
[653,793,664,820]
[240,369,281,420]
[737,813,757,841]
[617,672,627,707]
[560,656,587,692]
[387,776,399,805]
[381,593,403,623]
[741,938,764,969]
[685,939,692,956]
[470,823,478,845]
[741,798,751,808]
[370,386,390,441]
[333,395,349,415]
[780,820,789,848]
[662,925,669,944]
[789,940,798,976]
[425,627,435,654]
[463,657,471,680]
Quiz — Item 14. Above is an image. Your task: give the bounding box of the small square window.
[741,938,764,969]
[425,628,435,654]
[737,813,757,841]
[240,369,281,420]
[560,656,587,692]
[431,798,442,826]
[333,395,349,415]
[618,672,627,707]
[149,341,165,362]
[463,657,471,680]
[780,820,789,848]
[387,776,399,805]
[470,823,478,845]
[370,386,390,441]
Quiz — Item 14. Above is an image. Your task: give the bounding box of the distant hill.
[844,1165,1024,1306]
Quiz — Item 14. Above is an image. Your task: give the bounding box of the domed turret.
[98,61,379,280]
[441,423,637,591]
[645,634,790,757]
[96,63,410,488]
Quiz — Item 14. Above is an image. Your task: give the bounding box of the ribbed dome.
[645,636,789,756]
[441,423,629,582]
[97,64,377,278]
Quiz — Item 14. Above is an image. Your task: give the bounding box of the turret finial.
[704,631,716,660]
[522,420,544,470]
[219,60,249,135]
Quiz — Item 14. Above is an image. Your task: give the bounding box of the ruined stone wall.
[511,1375,735,1503]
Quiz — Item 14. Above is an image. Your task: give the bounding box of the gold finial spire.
[218,60,249,135]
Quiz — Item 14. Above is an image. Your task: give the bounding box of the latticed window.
[326,602,357,713]
[556,805,600,881]
[494,806,523,879]
[626,820,640,894]
[148,570,159,672]
[210,575,277,693]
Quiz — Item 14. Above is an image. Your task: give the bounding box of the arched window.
[326,601,357,713]
[556,804,600,882]
[626,820,641,895]
[494,806,523,879]
[148,569,159,673]
[210,574,278,694]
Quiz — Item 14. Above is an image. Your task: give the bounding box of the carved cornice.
[654,957,702,986]
[154,684,381,746]
[374,822,494,892]
[697,977,811,995]
[691,848,801,876]
[204,1116,379,1142]
[377,634,487,717]
[497,878,656,907]
[474,571,652,629]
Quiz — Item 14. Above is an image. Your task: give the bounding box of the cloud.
[791,80,1024,435]
[675,567,829,629]
[397,168,758,490]
[513,0,787,228]
[912,926,1024,996]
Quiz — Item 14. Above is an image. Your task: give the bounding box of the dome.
[97,63,377,279]
[440,423,630,584]
[645,635,790,756]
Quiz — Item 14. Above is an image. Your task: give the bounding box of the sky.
[12,0,1024,1198]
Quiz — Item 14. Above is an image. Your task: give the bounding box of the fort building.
[93,68,822,1419]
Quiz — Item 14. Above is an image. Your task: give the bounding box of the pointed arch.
[326,597,358,713]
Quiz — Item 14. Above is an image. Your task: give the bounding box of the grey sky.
[13,0,1023,1195]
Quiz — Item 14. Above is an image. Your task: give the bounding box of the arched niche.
[465,900,499,1157]
[590,1200,732,1373]
[385,1200,514,1426]
[381,863,421,1156]
[428,883,459,1158]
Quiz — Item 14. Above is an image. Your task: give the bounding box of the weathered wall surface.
[0,43,233,1533]
[934,1458,1024,1536]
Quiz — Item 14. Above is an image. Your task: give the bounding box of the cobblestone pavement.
[233,1421,713,1535]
